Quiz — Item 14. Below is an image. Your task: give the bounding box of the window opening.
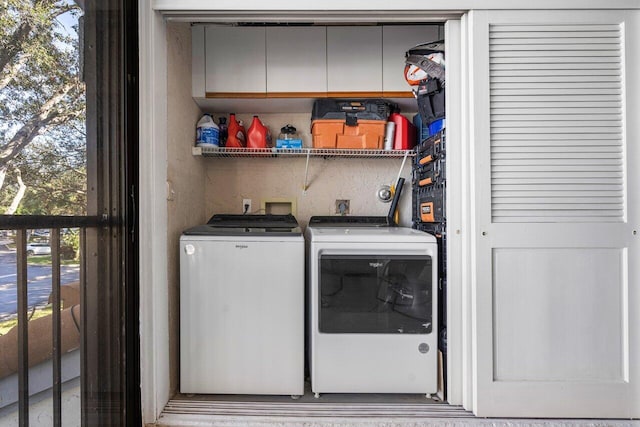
[0,0,139,425]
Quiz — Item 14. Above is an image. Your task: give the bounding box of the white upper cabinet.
[382,25,440,93]
[204,26,266,94]
[327,26,382,93]
[192,24,441,100]
[266,27,327,94]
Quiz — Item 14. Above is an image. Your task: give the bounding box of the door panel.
[470,9,639,417]
[266,27,327,93]
[327,26,382,92]
[492,248,625,382]
[204,26,266,93]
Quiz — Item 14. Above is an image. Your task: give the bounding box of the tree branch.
[5,168,27,214]
[0,166,6,193]
[0,52,29,92]
[0,0,78,76]
[0,82,75,169]
[50,4,77,20]
[0,21,32,77]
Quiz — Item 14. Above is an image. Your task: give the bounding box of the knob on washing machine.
[184,244,195,255]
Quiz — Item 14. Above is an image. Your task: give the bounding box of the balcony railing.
[0,215,103,427]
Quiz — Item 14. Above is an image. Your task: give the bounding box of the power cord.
[243,203,250,214]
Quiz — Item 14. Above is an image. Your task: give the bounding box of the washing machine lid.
[306,226,437,243]
[207,213,298,228]
[183,214,302,236]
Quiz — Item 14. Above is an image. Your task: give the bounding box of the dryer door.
[319,254,433,334]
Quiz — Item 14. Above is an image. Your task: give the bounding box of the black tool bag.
[416,76,445,125]
[311,99,395,123]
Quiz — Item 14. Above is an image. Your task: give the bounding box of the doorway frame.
[138,3,468,423]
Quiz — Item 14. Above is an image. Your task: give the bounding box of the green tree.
[0,128,86,215]
[0,0,85,214]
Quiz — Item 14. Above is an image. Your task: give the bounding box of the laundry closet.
[168,19,446,397]
[142,4,640,424]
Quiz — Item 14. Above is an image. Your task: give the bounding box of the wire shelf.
[192,146,416,159]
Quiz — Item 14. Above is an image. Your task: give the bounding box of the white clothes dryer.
[306,225,438,396]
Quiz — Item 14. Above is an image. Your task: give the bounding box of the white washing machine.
[306,225,438,396]
[180,214,304,396]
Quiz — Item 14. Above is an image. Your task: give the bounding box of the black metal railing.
[1,216,103,427]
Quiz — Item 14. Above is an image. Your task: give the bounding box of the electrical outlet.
[335,199,350,215]
[242,198,252,214]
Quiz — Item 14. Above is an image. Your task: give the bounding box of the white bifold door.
[468,10,640,418]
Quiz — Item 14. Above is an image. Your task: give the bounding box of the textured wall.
[204,113,414,228]
[166,22,208,395]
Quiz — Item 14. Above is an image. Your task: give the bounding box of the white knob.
[184,244,195,255]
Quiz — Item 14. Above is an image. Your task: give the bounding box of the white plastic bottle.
[196,114,220,147]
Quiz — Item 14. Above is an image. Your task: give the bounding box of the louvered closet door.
[469,10,640,418]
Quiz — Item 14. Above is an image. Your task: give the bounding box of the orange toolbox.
[311,119,386,149]
[311,99,394,149]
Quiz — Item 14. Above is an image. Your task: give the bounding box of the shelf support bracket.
[303,149,311,193]
[395,150,409,185]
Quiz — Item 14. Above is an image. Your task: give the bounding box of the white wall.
[166,22,209,393]
[201,113,414,225]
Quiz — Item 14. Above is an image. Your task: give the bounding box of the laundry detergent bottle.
[226,113,247,148]
[247,115,271,149]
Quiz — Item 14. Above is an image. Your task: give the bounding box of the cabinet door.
[204,26,266,94]
[266,27,327,94]
[470,9,640,418]
[327,26,382,93]
[192,25,206,97]
[382,25,440,93]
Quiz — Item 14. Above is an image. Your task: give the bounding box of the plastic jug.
[226,113,246,148]
[247,115,271,149]
[195,114,220,147]
[389,112,417,150]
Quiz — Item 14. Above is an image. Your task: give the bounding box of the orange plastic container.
[247,115,270,149]
[311,119,386,149]
[226,113,246,148]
